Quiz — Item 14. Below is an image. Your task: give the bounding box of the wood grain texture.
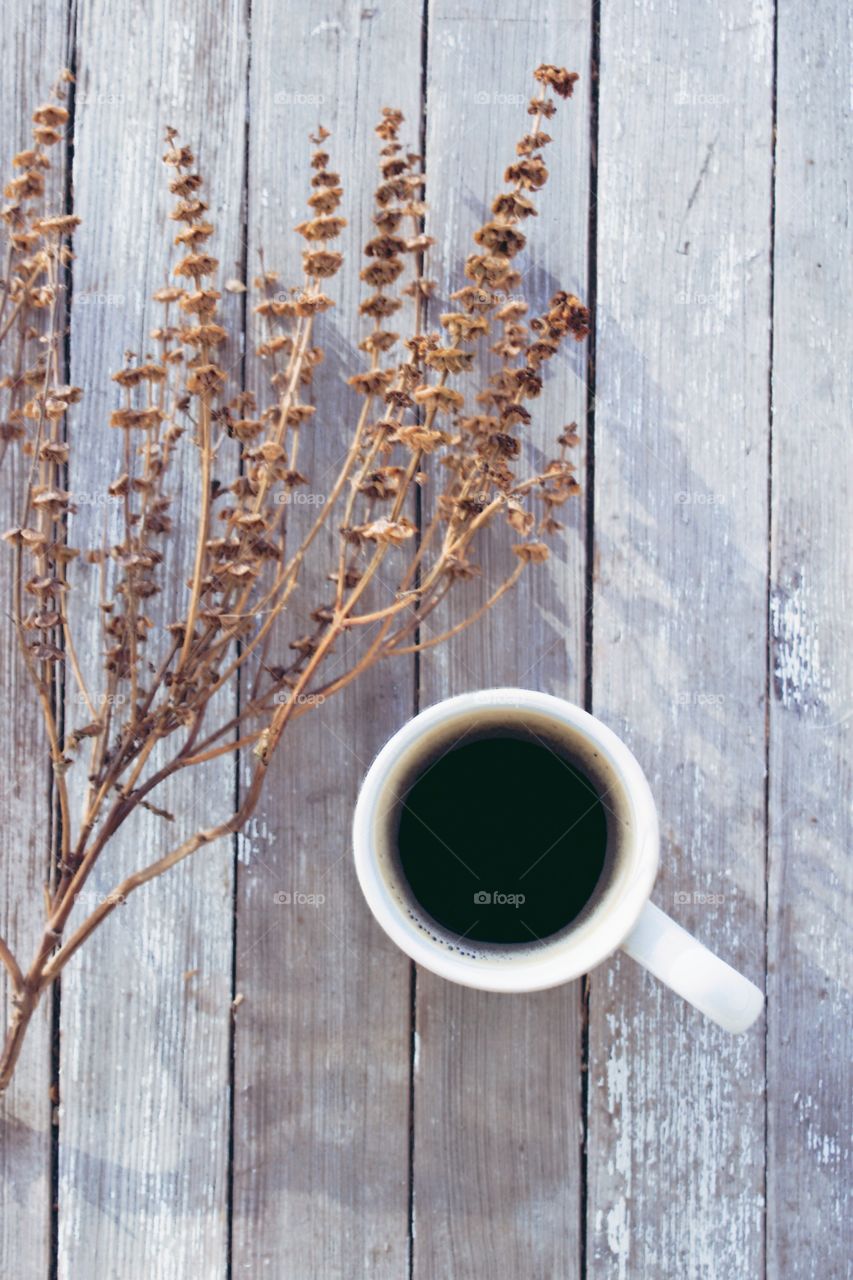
[767,1,852,1274]
[414,4,591,1276]
[229,4,422,1276]
[0,6,70,1275]
[55,2,247,1276]
[0,1,850,1276]
[586,1,773,1276]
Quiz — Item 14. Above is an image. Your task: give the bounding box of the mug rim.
[352,687,660,992]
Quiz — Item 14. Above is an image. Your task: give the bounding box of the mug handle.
[620,901,764,1033]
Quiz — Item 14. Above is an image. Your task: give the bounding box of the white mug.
[352,688,764,1033]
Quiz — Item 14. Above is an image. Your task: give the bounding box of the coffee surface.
[397,734,608,944]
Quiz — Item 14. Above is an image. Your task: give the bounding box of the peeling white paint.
[237,814,277,866]
[771,576,829,711]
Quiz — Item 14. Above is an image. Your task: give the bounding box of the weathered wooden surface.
[413,4,591,1277]
[587,2,773,1276]
[0,8,70,1277]
[230,4,420,1276]
[56,1,247,1275]
[0,1,850,1277]
[767,0,852,1274]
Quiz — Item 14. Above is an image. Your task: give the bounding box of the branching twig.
[0,63,588,1093]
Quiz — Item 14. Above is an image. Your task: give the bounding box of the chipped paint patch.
[792,1091,844,1168]
[237,814,277,867]
[770,575,829,711]
[603,1031,633,1278]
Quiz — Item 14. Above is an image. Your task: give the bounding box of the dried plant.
[0,64,589,1090]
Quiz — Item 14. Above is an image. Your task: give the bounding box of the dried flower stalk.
[0,64,589,1090]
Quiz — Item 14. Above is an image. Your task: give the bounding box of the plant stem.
[0,984,39,1092]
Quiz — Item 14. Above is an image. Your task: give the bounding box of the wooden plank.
[414,6,591,1276]
[55,2,247,1275]
[0,6,846,1277]
[0,5,71,1277]
[230,5,423,1275]
[767,1,852,1274]
[587,1,773,1276]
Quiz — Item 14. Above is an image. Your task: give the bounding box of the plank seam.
[409,6,430,1276]
[763,0,780,1274]
[51,7,79,1276]
[227,2,254,1274]
[580,1,601,1274]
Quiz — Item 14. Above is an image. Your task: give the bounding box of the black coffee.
[396,733,608,945]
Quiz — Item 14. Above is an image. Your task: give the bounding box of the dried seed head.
[32,103,69,129]
[512,541,550,563]
[533,65,580,99]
